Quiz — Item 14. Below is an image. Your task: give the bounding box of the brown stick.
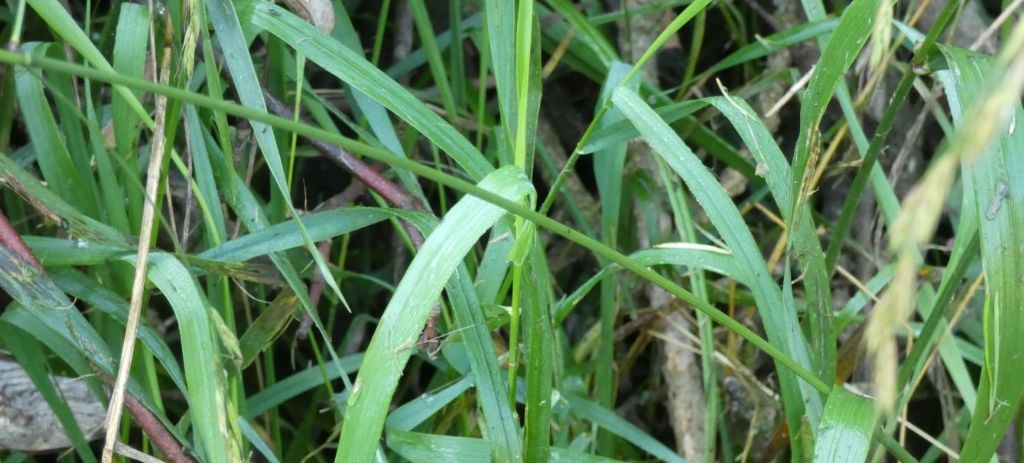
[92,370,197,463]
[119,388,197,463]
[102,13,174,461]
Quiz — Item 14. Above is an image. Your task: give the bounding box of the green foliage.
[0,0,1021,462]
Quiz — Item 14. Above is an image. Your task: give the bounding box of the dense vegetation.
[1,0,1023,461]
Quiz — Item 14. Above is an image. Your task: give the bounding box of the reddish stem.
[99,374,196,463]
[1,207,196,461]
[0,207,44,271]
[261,90,426,249]
[120,393,197,463]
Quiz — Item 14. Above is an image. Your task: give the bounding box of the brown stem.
[261,89,426,250]
[213,47,438,347]
[296,181,368,340]
[261,91,422,212]
[297,238,336,341]
[99,374,196,463]
[0,209,194,462]
[120,392,196,463]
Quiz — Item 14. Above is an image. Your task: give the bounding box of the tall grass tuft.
[0,0,1022,461]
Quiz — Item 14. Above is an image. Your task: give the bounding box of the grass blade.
[788,0,879,231]
[385,375,474,431]
[244,355,363,418]
[446,264,523,462]
[137,253,232,463]
[50,267,188,394]
[523,242,553,462]
[199,208,391,262]
[388,430,492,462]
[14,46,97,219]
[248,2,493,181]
[709,94,836,388]
[812,387,876,463]
[334,166,533,462]
[612,87,822,438]
[206,0,347,310]
[935,42,1024,461]
[564,394,687,463]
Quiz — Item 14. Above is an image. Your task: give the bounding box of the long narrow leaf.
[248,2,493,181]
[335,166,533,462]
[812,387,876,463]
[612,87,822,435]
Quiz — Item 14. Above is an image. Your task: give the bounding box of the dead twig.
[114,380,196,463]
[102,9,173,462]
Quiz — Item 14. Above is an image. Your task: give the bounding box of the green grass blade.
[612,87,822,436]
[812,387,876,463]
[199,208,391,262]
[446,264,523,462]
[894,233,979,411]
[111,2,148,227]
[564,394,687,463]
[206,0,347,310]
[0,153,128,246]
[702,18,838,77]
[581,100,707,154]
[708,94,836,386]
[49,267,188,393]
[238,291,299,368]
[14,47,96,218]
[244,355,363,418]
[542,0,618,67]
[936,44,1024,462]
[183,104,228,244]
[407,0,457,120]
[335,166,534,462]
[632,244,747,284]
[138,252,232,463]
[484,0,516,148]
[385,375,474,431]
[523,242,553,462]
[592,61,632,456]
[916,286,978,412]
[248,2,493,181]
[554,244,748,324]
[788,0,879,231]
[24,237,130,266]
[474,219,515,304]
[240,418,282,463]
[388,429,492,462]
